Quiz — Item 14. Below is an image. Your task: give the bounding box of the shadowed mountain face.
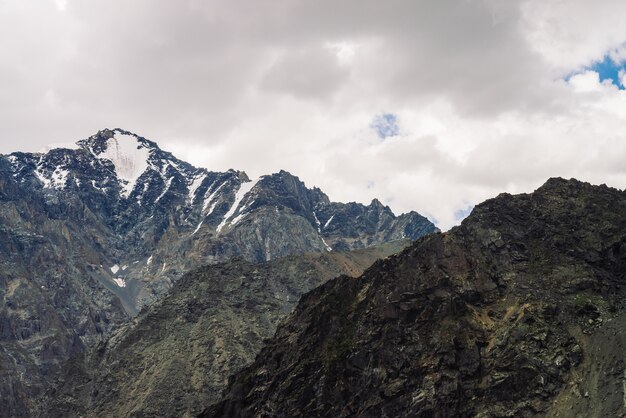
[206,178,626,417]
[0,129,436,417]
[44,241,409,418]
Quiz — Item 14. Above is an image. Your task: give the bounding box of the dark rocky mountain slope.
[0,128,436,417]
[44,241,409,418]
[206,178,626,417]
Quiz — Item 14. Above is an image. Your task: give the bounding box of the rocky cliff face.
[0,128,436,417]
[206,178,626,417]
[44,241,409,418]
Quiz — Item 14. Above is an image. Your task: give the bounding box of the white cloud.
[569,71,604,93]
[54,0,67,11]
[620,69,626,88]
[260,46,350,100]
[609,44,626,64]
[521,0,626,72]
[325,41,358,65]
[1,0,626,230]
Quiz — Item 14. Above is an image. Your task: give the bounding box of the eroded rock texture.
[207,178,626,417]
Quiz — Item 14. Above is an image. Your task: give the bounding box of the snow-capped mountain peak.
[77,128,157,153]
[5,129,436,250]
[74,128,205,200]
[94,131,151,198]
[0,128,437,339]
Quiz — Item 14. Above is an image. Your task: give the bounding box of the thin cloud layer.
[1,0,626,229]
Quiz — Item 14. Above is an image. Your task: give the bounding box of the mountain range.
[0,128,437,417]
[206,178,626,417]
[5,128,622,418]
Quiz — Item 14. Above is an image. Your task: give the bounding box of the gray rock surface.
[0,128,436,417]
[44,241,409,417]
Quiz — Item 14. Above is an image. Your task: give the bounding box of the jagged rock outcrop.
[206,178,626,417]
[44,241,409,418]
[0,128,436,417]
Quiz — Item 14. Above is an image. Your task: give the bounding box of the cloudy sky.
[2,0,626,229]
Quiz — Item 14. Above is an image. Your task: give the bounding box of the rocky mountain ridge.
[206,178,626,417]
[5,128,436,312]
[44,241,410,418]
[0,128,436,417]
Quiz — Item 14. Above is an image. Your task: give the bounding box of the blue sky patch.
[588,55,625,89]
[371,113,400,139]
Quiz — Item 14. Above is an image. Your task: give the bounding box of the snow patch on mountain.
[202,182,226,213]
[230,199,255,227]
[216,177,261,233]
[35,166,70,190]
[313,211,332,252]
[34,170,50,188]
[191,180,228,235]
[154,177,173,204]
[313,211,321,228]
[98,134,150,198]
[91,180,107,193]
[113,278,126,287]
[187,173,207,203]
[52,168,70,188]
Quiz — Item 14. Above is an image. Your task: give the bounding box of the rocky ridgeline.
[5,128,436,312]
[0,128,436,417]
[206,178,626,417]
[44,241,409,417]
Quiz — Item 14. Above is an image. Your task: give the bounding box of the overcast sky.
[2,0,626,229]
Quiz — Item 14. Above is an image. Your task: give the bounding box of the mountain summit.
[0,129,436,416]
[77,129,163,198]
